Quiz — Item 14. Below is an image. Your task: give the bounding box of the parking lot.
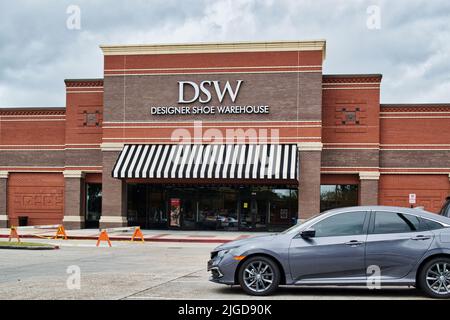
[0,239,427,300]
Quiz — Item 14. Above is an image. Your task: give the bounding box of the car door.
[365,211,434,280]
[289,211,369,283]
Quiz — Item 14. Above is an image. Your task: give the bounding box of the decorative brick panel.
[379,175,450,213]
[7,173,64,226]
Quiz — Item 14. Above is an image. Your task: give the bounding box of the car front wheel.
[238,256,280,296]
[418,257,450,299]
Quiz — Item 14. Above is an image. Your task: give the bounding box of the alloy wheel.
[243,261,274,293]
[426,262,450,295]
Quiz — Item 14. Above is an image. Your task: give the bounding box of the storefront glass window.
[320,184,358,212]
[127,184,297,231]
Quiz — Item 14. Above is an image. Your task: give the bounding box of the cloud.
[0,0,449,106]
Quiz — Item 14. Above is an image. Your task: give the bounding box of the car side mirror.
[300,228,316,239]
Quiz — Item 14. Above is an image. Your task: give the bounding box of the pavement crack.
[119,268,204,300]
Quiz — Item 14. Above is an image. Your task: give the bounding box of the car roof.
[324,205,450,225]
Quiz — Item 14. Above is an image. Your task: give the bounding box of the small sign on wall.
[409,193,417,205]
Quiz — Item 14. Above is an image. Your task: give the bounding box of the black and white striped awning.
[112,144,298,180]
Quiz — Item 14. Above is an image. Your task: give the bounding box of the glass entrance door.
[85,183,101,229]
[127,184,296,231]
[147,187,167,229]
[239,188,268,231]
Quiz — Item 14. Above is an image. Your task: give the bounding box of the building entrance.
[127,184,298,231]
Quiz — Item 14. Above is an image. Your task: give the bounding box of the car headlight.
[216,247,237,258]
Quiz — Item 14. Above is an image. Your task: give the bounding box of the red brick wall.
[321,75,381,175]
[379,175,450,213]
[380,106,450,170]
[65,80,103,147]
[0,109,66,170]
[322,75,381,146]
[7,173,64,226]
[104,51,323,73]
[321,174,359,185]
[0,110,65,146]
[85,173,102,184]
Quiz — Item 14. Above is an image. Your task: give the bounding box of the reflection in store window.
[126,184,297,231]
[320,185,358,212]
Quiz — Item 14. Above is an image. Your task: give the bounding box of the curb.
[0,245,60,250]
[0,234,231,244]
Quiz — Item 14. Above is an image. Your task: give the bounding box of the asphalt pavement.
[0,239,427,300]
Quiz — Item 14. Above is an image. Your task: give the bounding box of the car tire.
[238,256,280,296]
[418,257,450,299]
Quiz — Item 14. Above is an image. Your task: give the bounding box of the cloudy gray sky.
[1,0,449,107]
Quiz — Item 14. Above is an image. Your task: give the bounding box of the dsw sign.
[178,80,243,104]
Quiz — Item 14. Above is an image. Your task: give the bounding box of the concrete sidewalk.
[0,227,270,244]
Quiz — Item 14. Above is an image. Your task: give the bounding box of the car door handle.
[411,235,431,241]
[345,240,364,246]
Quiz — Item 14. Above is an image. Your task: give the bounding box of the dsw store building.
[1,40,449,231]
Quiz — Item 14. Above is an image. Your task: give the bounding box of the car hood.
[213,234,279,252]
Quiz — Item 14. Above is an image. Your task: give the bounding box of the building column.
[298,143,323,220]
[63,170,85,229]
[359,171,380,206]
[100,143,127,228]
[0,171,8,228]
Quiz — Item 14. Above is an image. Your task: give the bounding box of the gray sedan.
[208,206,450,298]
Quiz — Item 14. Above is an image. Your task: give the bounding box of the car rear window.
[372,212,422,234]
[422,218,445,231]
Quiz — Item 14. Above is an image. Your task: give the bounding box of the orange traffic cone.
[8,226,20,243]
[54,225,68,240]
[96,230,112,247]
[131,227,145,242]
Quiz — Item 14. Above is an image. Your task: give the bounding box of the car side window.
[372,212,422,234]
[312,212,367,237]
[422,218,444,231]
[444,203,450,217]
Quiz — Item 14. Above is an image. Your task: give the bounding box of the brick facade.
[0,173,7,227]
[100,150,127,228]
[6,173,64,226]
[298,150,322,219]
[63,172,85,229]
[0,40,449,228]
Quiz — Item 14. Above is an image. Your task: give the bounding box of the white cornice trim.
[99,216,127,223]
[100,40,326,60]
[359,171,381,180]
[63,216,83,222]
[0,215,8,221]
[63,170,85,178]
[297,142,323,151]
[0,171,9,179]
[101,143,124,151]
